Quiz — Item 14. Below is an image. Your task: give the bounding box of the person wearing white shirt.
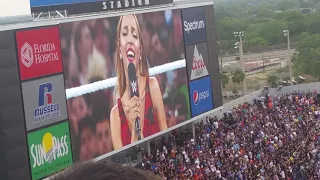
[163,146,168,155]
[210,165,216,173]
[214,121,219,129]
[160,153,165,161]
[195,158,200,166]
[280,170,285,179]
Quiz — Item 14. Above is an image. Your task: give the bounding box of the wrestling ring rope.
[66,59,186,99]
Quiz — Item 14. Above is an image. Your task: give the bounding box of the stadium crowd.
[139,91,320,179]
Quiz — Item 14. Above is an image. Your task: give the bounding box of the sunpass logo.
[34,83,60,123]
[193,90,210,105]
[30,132,69,168]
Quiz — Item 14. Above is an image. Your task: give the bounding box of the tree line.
[216,0,320,83]
[215,0,320,54]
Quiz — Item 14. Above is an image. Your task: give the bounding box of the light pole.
[283,30,293,86]
[234,31,247,95]
[217,41,223,72]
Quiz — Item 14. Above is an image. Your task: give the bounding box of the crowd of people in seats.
[138,91,320,179]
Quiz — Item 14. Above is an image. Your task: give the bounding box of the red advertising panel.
[16,26,63,81]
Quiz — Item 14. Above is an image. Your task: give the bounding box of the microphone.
[128,63,141,140]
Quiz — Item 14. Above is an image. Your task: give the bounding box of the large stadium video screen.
[59,9,191,161]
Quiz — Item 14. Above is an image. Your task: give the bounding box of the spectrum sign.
[182,6,207,45]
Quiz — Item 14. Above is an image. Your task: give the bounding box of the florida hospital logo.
[30,132,69,168]
[20,41,59,68]
[190,45,209,80]
[21,42,34,68]
[34,83,60,123]
[193,89,210,105]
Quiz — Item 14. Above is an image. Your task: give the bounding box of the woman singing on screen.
[110,14,167,150]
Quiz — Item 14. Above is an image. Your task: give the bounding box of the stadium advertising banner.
[16,26,63,81]
[60,9,190,161]
[181,6,207,45]
[185,42,210,81]
[27,121,73,180]
[189,76,213,117]
[30,0,173,14]
[21,74,68,131]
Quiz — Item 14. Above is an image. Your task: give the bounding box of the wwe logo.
[131,81,137,93]
[21,42,34,68]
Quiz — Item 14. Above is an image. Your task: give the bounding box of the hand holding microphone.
[128,96,140,141]
[128,63,142,141]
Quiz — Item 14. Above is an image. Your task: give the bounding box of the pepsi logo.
[193,89,210,105]
[193,90,199,105]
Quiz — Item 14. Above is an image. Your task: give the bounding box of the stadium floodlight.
[234,31,244,37]
[234,42,239,49]
[283,29,292,86]
[233,31,246,95]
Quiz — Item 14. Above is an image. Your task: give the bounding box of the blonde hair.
[116,14,149,98]
[84,47,107,84]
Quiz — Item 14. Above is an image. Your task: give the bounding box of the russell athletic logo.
[190,45,209,80]
[30,132,69,168]
[20,41,59,68]
[21,42,34,67]
[34,83,60,123]
[193,89,210,105]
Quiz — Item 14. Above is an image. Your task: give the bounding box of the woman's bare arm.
[110,105,123,150]
[149,77,168,131]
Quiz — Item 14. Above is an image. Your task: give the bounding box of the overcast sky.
[0,0,31,18]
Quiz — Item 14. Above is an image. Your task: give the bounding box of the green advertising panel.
[27,121,73,180]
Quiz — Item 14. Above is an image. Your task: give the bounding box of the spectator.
[138,91,320,179]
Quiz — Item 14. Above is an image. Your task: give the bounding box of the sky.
[0,0,31,18]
